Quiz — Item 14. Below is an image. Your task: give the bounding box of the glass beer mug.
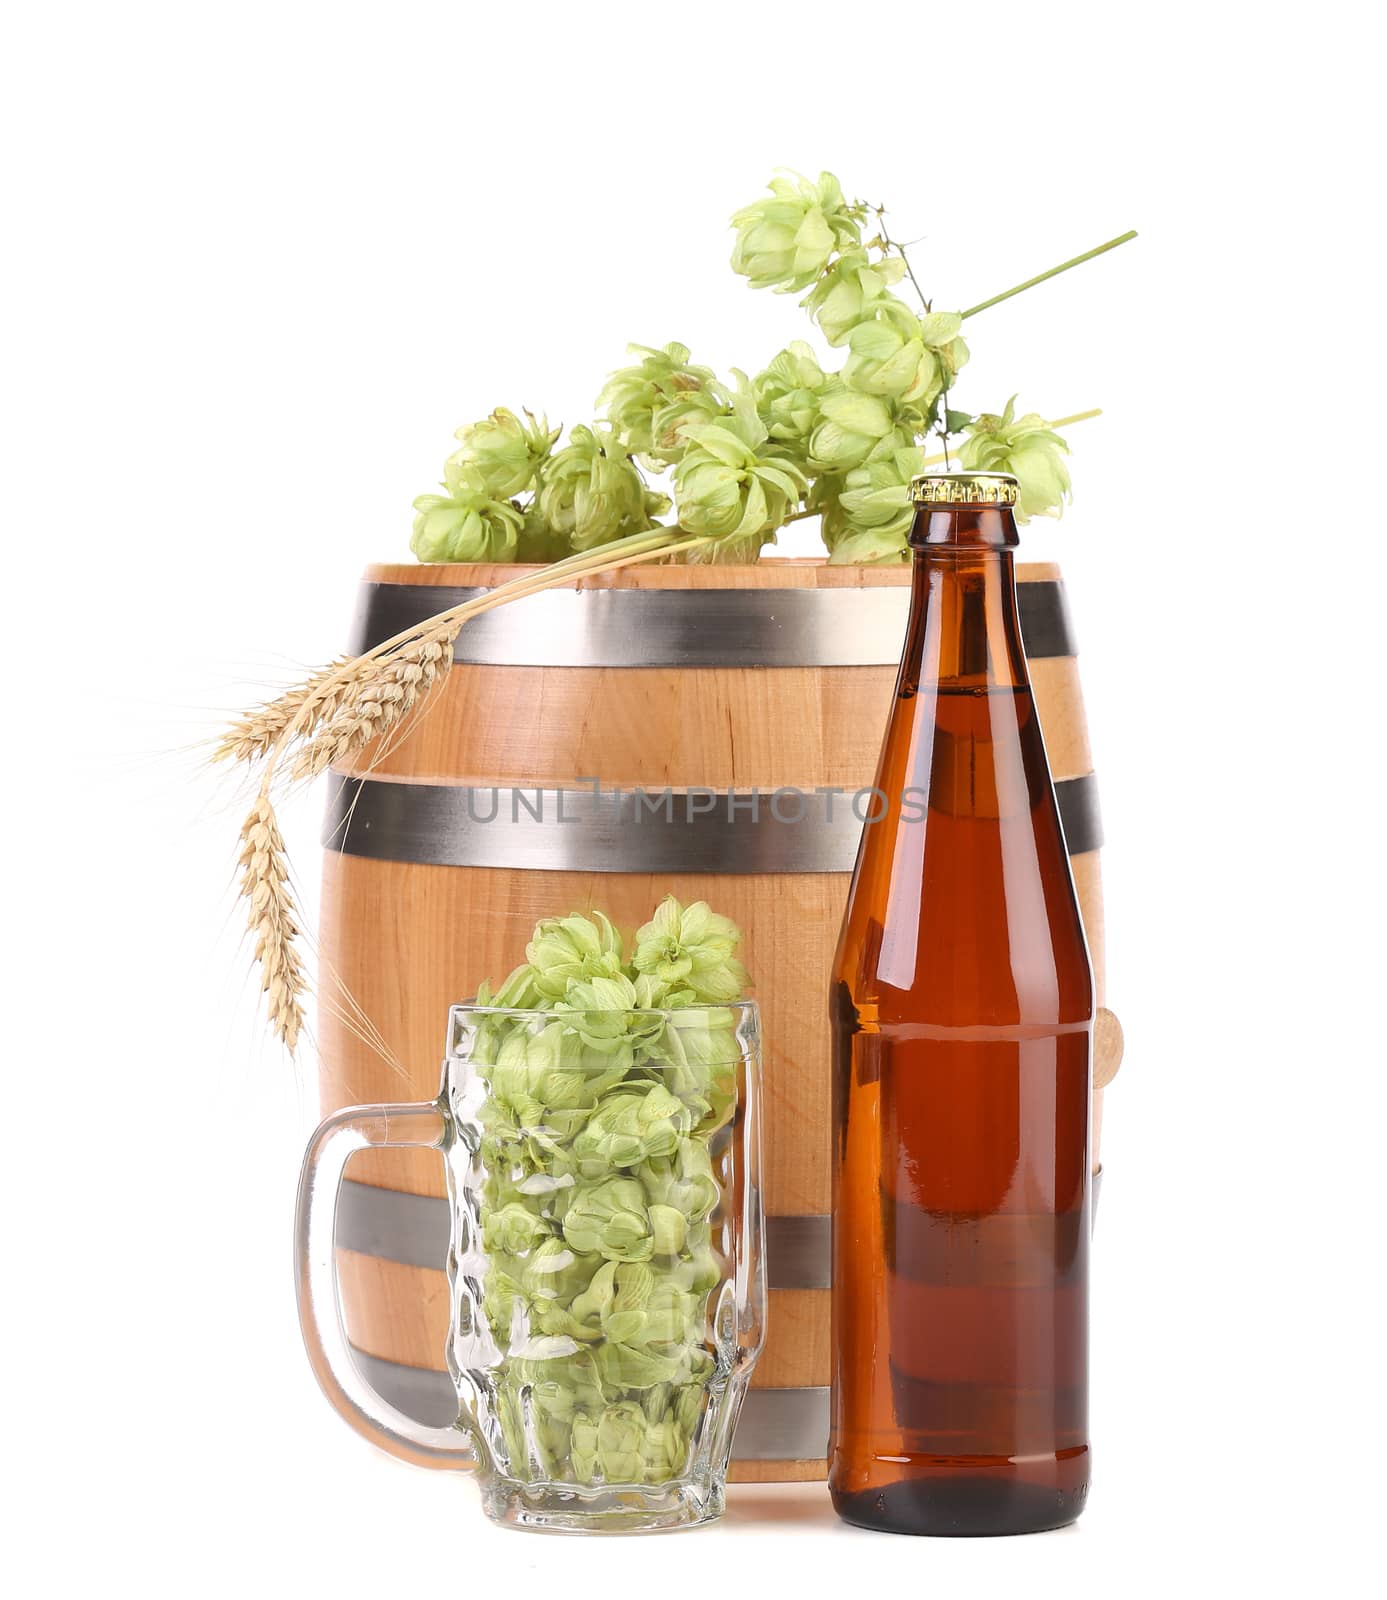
[295,1001,765,1533]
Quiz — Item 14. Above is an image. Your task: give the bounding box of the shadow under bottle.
[829,484,1094,1536]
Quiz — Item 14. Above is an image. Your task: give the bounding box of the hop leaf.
[536,424,670,552]
[731,170,866,293]
[672,388,808,560]
[597,343,730,468]
[959,397,1073,522]
[449,407,559,499]
[800,248,908,346]
[410,470,524,562]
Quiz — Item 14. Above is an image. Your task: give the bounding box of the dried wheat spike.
[238,793,308,1052]
[214,656,355,766]
[290,629,455,782]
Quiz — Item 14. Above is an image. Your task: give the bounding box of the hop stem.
[917,408,1102,469]
[961,232,1137,320]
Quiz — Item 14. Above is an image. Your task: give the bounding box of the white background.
[5,2,1384,1594]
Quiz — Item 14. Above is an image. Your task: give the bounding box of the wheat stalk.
[223,530,711,1052]
[291,625,454,782]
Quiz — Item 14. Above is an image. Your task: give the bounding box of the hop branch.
[410,170,1129,571]
[219,168,1133,1049]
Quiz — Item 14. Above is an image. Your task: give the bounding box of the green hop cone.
[569,1411,600,1481]
[526,910,625,1000]
[842,305,970,408]
[597,343,730,468]
[595,1401,648,1482]
[661,1003,739,1069]
[633,895,749,1003]
[561,1176,655,1262]
[520,1237,601,1315]
[638,1140,720,1224]
[516,503,573,565]
[649,1012,739,1132]
[800,248,909,346]
[476,962,544,1011]
[650,1278,706,1345]
[496,1380,529,1472]
[640,1412,688,1482]
[673,1380,703,1435]
[628,970,697,1013]
[448,407,559,499]
[752,341,828,455]
[821,438,928,566]
[594,1340,682,1391]
[648,1203,688,1256]
[527,1378,578,1475]
[959,397,1072,522]
[569,1259,655,1344]
[572,1083,694,1177]
[808,385,912,474]
[730,169,866,293]
[672,388,808,561]
[672,1241,723,1298]
[649,388,732,469]
[486,1017,575,1125]
[555,971,667,1065]
[410,465,525,562]
[480,1262,524,1334]
[536,423,671,553]
[481,1201,549,1255]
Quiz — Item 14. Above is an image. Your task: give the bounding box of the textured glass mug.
[296,1001,765,1533]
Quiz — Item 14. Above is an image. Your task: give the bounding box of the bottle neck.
[904,505,1028,691]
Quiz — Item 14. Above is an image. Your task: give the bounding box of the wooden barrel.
[318,557,1113,1484]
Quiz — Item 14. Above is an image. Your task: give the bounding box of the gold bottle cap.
[909,470,1019,506]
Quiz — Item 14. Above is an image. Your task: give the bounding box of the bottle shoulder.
[834,897,1094,1030]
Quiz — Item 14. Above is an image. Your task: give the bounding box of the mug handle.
[294,1100,475,1470]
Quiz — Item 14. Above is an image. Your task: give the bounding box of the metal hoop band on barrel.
[349,579,1077,668]
[323,773,1103,870]
[335,1169,1101,1459]
[337,1178,831,1289]
[345,1344,831,1461]
[337,1181,833,1459]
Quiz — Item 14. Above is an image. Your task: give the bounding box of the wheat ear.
[290,625,454,783]
[237,793,308,1052]
[213,657,355,765]
[224,531,712,1052]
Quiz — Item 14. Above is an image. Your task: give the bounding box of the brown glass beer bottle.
[829,471,1094,1536]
